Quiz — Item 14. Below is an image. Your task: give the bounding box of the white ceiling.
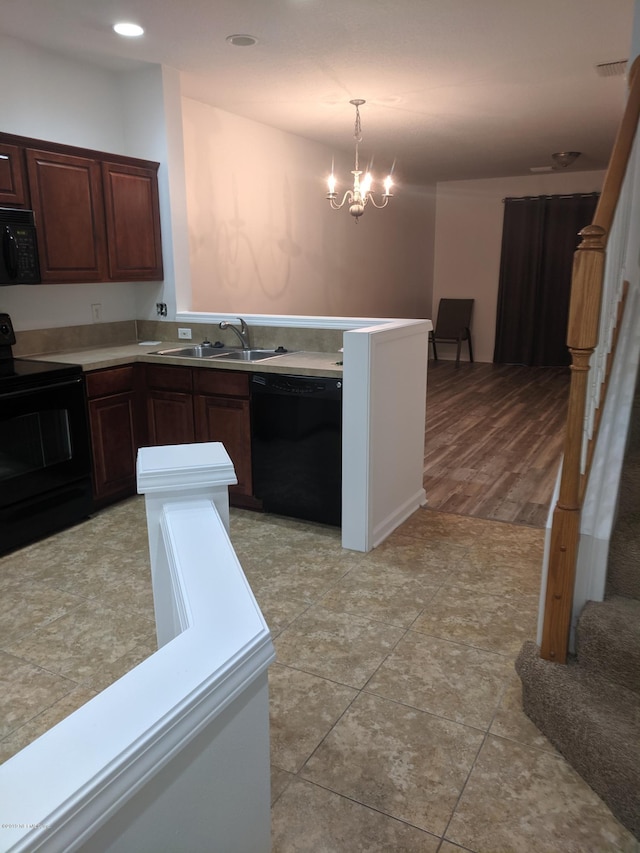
[0,0,634,185]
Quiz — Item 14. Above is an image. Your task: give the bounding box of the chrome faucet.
[219,317,252,350]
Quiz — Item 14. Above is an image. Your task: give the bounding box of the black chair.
[429,298,474,367]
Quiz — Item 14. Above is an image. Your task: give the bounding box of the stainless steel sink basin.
[214,348,292,362]
[152,345,226,359]
[152,346,294,361]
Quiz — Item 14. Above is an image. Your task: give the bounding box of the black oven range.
[0,313,92,555]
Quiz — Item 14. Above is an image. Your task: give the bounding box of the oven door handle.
[1,375,84,399]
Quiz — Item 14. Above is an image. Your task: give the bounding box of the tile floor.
[0,497,638,852]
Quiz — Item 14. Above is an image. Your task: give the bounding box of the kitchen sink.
[152,345,226,358]
[152,346,294,361]
[214,349,293,362]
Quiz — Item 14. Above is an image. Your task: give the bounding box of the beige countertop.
[31,342,344,378]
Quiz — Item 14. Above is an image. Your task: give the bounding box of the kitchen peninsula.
[23,314,430,552]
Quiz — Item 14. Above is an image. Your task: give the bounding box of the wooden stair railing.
[540,55,640,663]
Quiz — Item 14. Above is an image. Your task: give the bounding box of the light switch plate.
[178,328,192,340]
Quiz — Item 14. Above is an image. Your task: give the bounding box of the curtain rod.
[502,192,600,203]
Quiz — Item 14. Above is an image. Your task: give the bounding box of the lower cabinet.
[193,370,252,497]
[86,363,255,508]
[144,364,254,503]
[145,364,195,446]
[85,365,140,506]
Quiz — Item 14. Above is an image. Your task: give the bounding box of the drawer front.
[194,368,249,398]
[145,364,193,393]
[86,365,135,398]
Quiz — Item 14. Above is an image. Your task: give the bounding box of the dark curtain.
[493,193,599,367]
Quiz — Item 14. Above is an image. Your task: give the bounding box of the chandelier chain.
[353,104,362,171]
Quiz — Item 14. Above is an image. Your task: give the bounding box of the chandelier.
[326,99,393,222]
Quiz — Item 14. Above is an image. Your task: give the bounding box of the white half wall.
[433,170,606,363]
[342,318,429,551]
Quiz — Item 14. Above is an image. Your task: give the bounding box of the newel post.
[540,224,606,663]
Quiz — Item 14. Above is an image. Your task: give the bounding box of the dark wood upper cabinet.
[0,131,163,284]
[26,148,108,282]
[102,161,163,281]
[0,143,28,207]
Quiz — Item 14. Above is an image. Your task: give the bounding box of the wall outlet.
[91,303,102,323]
[178,327,192,340]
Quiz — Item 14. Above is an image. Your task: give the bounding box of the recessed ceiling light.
[113,22,144,37]
[226,34,258,47]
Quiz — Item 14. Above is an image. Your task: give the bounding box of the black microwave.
[0,207,41,285]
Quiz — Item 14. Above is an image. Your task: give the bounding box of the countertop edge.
[28,344,344,378]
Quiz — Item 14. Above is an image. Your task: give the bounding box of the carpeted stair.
[516,382,640,840]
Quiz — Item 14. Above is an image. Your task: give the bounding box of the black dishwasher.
[251,373,342,526]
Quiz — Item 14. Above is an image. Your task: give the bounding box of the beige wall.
[0,36,168,331]
[182,98,436,320]
[433,170,606,363]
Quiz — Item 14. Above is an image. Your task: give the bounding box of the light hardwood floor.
[423,361,570,527]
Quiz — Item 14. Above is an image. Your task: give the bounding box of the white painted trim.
[342,327,373,550]
[342,318,430,551]
[537,465,561,646]
[372,488,429,549]
[137,442,236,642]
[136,441,237,493]
[177,310,426,330]
[1,472,274,852]
[570,280,640,645]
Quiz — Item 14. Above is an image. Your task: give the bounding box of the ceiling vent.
[595,60,628,77]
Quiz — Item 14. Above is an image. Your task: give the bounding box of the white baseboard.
[372,488,427,549]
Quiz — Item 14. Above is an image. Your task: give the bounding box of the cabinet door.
[0,143,28,207]
[147,389,195,446]
[102,161,163,281]
[194,394,252,496]
[26,148,108,282]
[88,392,137,504]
